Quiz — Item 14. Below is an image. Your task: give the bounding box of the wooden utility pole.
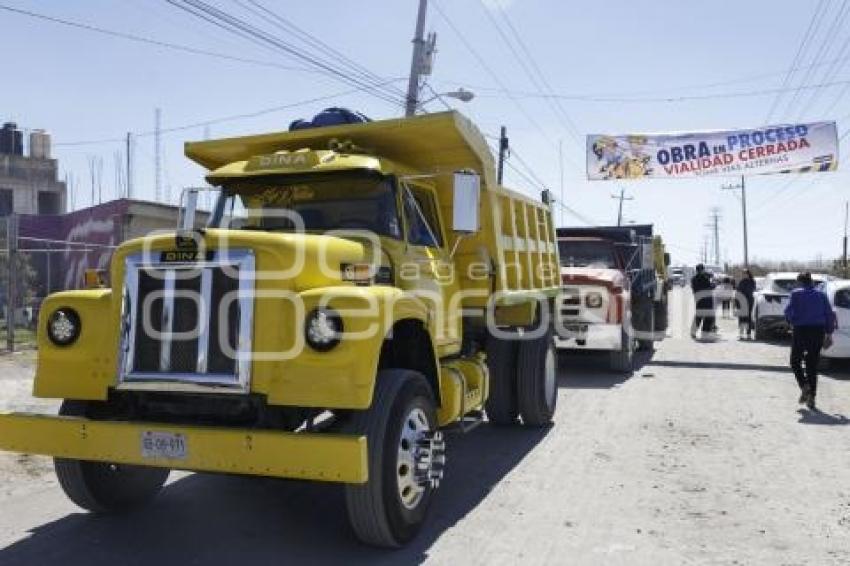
[6,214,17,352]
[126,132,133,199]
[611,188,633,226]
[722,175,749,268]
[497,126,509,185]
[841,201,850,277]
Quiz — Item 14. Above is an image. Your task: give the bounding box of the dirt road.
[1,288,849,565]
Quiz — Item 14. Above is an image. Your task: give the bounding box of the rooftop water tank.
[0,122,23,156]
[29,129,51,159]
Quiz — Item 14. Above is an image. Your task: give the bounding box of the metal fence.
[0,214,116,353]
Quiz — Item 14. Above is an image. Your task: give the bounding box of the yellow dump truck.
[0,110,561,547]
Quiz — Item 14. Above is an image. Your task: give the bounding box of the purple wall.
[18,200,130,292]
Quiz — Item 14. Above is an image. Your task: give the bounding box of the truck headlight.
[46,308,81,346]
[585,292,604,309]
[304,308,343,351]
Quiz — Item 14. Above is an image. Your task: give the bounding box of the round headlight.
[304,308,343,352]
[585,292,604,309]
[47,308,81,346]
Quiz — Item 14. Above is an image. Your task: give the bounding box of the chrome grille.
[119,250,254,391]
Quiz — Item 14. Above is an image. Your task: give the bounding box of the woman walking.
[736,270,756,339]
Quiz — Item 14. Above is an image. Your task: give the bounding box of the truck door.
[400,182,462,356]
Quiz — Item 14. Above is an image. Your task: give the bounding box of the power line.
[787,0,849,120]
[795,1,850,119]
[431,0,556,151]
[764,0,829,123]
[233,0,407,101]
[53,82,404,147]
[0,3,316,75]
[163,0,406,107]
[471,76,850,105]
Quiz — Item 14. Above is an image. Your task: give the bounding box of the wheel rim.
[396,407,443,510]
[544,345,557,409]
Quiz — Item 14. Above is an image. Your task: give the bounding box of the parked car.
[753,272,830,339]
[822,280,850,363]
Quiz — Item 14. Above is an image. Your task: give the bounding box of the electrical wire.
[163,0,405,108]
[0,3,315,75]
[53,82,404,147]
[788,0,849,120]
[235,0,408,101]
[431,0,556,150]
[763,0,829,124]
[470,77,850,105]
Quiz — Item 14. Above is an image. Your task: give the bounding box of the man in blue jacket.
[784,272,836,410]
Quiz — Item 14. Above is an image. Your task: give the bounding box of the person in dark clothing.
[736,270,756,339]
[690,264,716,339]
[784,272,836,410]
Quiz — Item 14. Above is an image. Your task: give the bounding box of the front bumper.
[555,323,622,351]
[0,413,368,484]
[757,315,789,333]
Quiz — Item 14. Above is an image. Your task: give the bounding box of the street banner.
[586,121,838,180]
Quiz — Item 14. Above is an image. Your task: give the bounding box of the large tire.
[516,330,558,427]
[654,294,668,335]
[54,401,169,514]
[345,369,443,548]
[638,306,655,350]
[484,333,519,425]
[609,328,634,374]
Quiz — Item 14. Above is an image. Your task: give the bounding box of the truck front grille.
[119,250,254,391]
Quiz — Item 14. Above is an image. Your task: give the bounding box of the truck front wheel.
[609,328,634,374]
[54,401,169,513]
[345,369,444,547]
[516,330,558,426]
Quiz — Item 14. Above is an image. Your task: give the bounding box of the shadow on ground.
[557,348,655,389]
[0,425,550,566]
[797,408,850,426]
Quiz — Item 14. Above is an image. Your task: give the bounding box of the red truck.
[555,226,669,372]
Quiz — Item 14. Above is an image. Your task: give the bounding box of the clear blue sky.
[2,0,848,265]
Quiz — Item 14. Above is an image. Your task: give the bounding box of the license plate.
[141,431,188,460]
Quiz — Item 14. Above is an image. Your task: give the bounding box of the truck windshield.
[209,173,402,238]
[558,240,619,268]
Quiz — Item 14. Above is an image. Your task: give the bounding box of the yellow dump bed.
[186,111,560,307]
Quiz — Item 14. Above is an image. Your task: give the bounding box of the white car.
[822,280,850,361]
[753,272,831,339]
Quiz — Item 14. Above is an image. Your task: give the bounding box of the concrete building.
[0,123,67,216]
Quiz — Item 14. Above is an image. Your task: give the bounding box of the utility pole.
[154,108,162,202]
[708,207,722,267]
[6,214,17,352]
[722,175,749,268]
[611,188,633,226]
[405,0,429,116]
[126,132,133,199]
[497,125,509,185]
[558,139,565,227]
[843,201,848,277]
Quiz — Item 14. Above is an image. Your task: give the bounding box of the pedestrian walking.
[736,270,756,339]
[784,272,836,410]
[690,264,716,339]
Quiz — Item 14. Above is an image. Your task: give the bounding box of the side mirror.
[664,252,671,267]
[178,187,200,231]
[452,171,480,233]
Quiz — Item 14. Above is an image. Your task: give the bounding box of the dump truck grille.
[119,250,254,391]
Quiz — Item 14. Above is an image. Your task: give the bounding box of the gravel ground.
[0,288,849,565]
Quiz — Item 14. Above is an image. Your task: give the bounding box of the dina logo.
[259,153,308,168]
